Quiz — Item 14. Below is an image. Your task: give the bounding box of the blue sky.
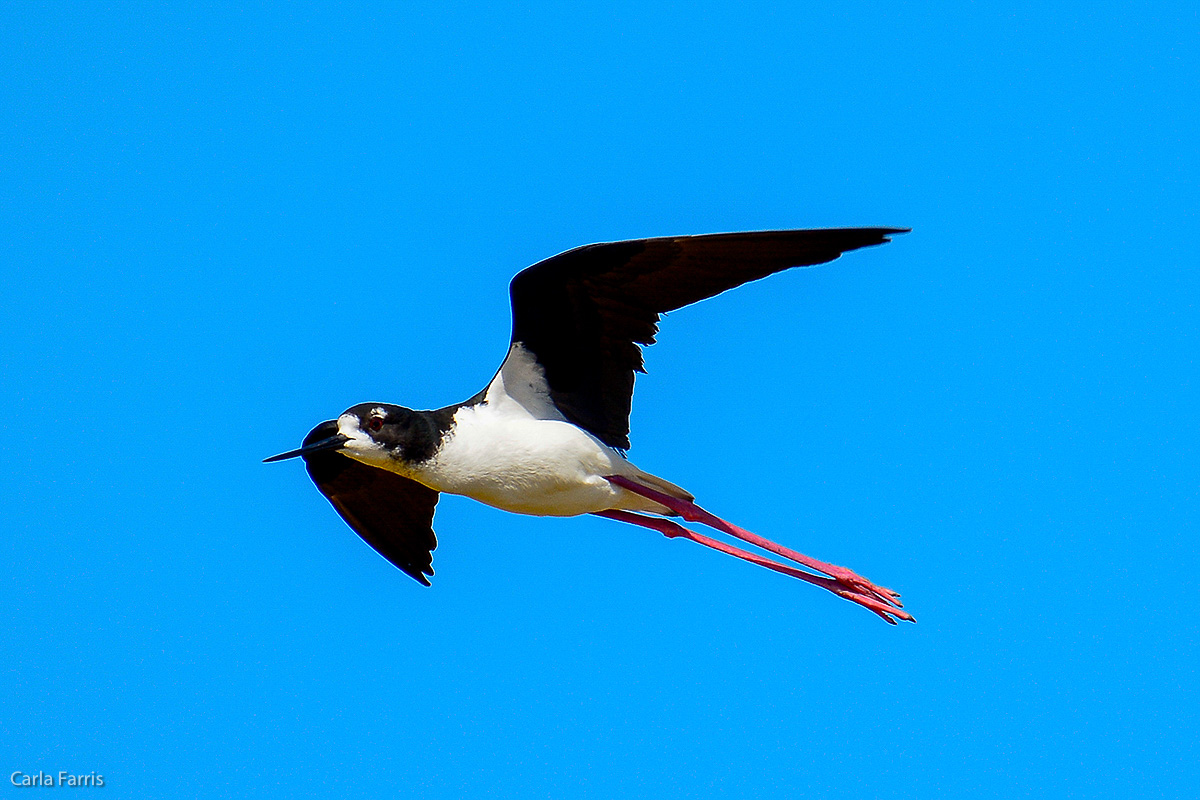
[2,2,1196,797]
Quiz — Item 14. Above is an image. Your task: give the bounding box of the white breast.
[408,343,675,517]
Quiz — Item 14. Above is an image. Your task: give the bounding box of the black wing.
[508,227,907,449]
[300,421,439,585]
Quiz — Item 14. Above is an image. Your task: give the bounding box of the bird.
[265,227,914,623]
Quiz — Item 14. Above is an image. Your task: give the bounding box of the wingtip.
[404,565,434,587]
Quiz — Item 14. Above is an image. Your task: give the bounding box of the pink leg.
[594,509,912,624]
[605,475,911,620]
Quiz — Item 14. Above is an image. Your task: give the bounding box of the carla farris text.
[11,771,104,787]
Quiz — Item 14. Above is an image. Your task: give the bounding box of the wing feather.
[300,421,439,585]
[507,227,907,448]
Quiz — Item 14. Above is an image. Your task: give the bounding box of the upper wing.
[507,227,907,449]
[300,421,439,585]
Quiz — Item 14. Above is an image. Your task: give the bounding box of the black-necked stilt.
[266,228,913,623]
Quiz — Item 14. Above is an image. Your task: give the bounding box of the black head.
[343,403,439,462]
[265,403,451,468]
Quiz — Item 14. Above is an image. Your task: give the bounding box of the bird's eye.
[368,417,384,433]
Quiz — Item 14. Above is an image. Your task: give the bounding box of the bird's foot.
[827,583,914,625]
[820,565,904,610]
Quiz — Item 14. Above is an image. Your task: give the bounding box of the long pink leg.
[605,474,909,616]
[594,510,912,624]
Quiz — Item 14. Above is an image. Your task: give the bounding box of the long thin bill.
[263,433,349,463]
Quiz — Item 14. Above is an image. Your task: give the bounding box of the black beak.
[263,433,350,463]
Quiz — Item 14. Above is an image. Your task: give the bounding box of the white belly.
[411,404,636,516]
[389,344,690,517]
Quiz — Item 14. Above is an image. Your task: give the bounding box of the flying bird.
[266,228,913,623]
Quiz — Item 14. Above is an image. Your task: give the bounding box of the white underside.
[407,344,691,517]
